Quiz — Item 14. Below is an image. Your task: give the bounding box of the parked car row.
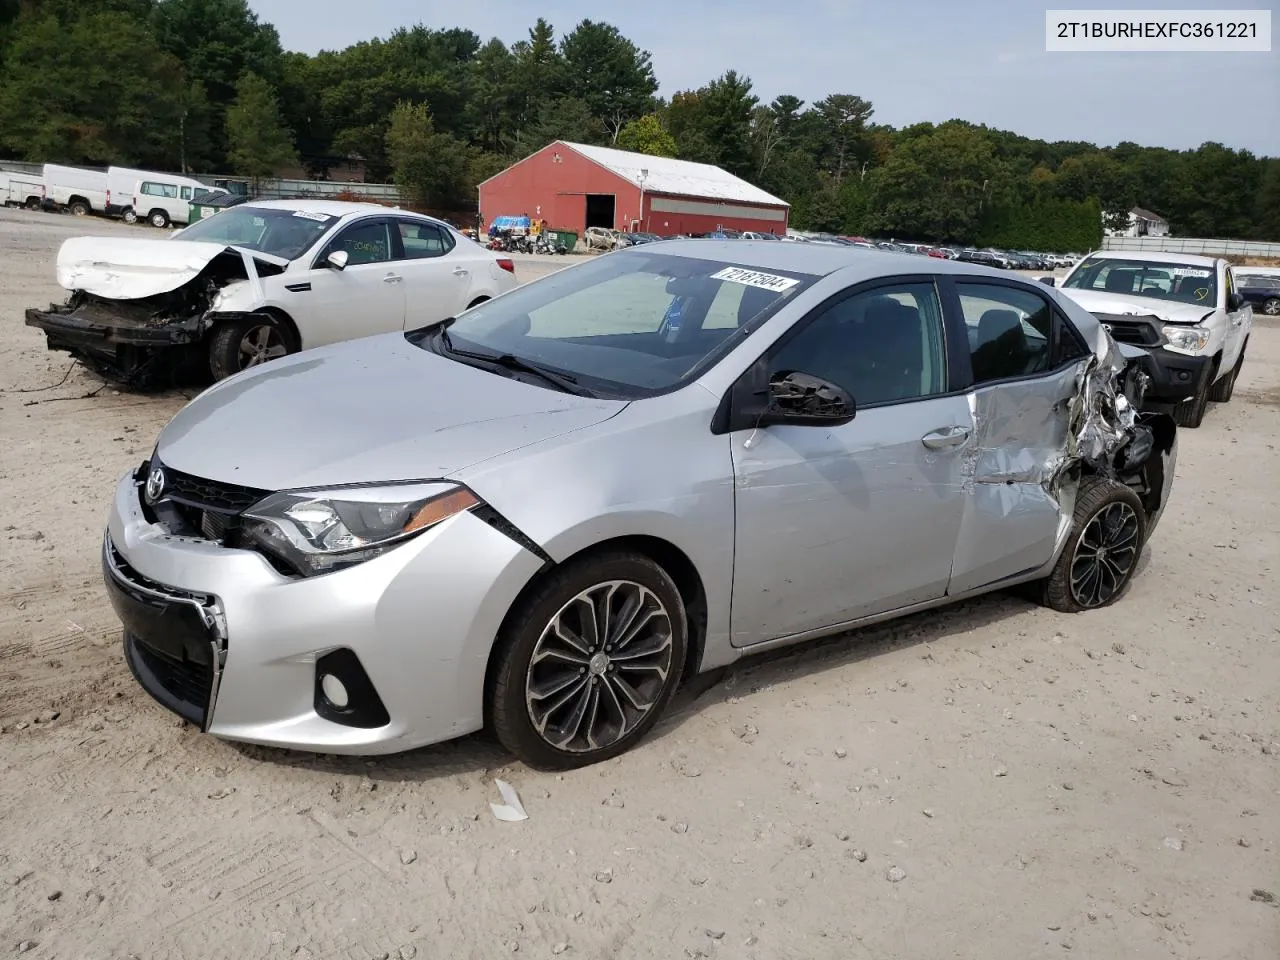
[1,163,226,227]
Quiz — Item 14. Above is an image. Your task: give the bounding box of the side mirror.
[1038,276,1055,286]
[1227,292,1244,311]
[325,250,349,271]
[758,371,856,427]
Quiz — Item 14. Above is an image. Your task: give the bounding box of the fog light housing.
[314,649,389,728]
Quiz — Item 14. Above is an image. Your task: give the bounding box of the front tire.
[1262,298,1280,317]
[1208,347,1245,403]
[1040,477,1147,613]
[207,314,295,380]
[490,551,687,770]
[1172,368,1212,428]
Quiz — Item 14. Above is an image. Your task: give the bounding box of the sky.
[249,0,1280,156]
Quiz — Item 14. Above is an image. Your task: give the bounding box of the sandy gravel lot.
[1,207,1277,959]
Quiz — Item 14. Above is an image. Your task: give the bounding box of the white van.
[43,164,109,216]
[105,166,158,220]
[0,171,46,210]
[130,174,225,228]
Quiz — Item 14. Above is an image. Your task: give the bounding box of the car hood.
[155,334,627,491]
[56,236,289,300]
[1057,287,1212,325]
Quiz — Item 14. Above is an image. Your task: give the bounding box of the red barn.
[478,140,789,239]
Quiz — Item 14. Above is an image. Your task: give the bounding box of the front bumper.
[105,471,546,754]
[1124,345,1213,404]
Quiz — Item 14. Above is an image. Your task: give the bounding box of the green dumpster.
[549,230,578,252]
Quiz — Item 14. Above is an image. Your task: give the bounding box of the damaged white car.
[25,200,519,386]
[104,242,1178,768]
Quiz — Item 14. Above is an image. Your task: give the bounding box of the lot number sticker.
[711,267,800,293]
[292,210,332,222]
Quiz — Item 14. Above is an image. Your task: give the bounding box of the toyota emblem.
[145,467,165,504]
[1102,323,1113,333]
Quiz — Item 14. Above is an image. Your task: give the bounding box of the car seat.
[971,309,1028,382]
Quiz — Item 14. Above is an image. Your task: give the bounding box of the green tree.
[560,19,657,140]
[510,17,565,130]
[667,71,757,177]
[225,70,297,178]
[150,0,284,163]
[1256,159,1280,242]
[469,37,517,152]
[866,122,1004,242]
[386,100,472,207]
[0,11,186,165]
[814,93,874,185]
[511,96,603,155]
[616,113,676,157]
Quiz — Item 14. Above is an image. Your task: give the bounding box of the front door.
[298,218,406,348]
[1222,267,1250,371]
[729,279,971,646]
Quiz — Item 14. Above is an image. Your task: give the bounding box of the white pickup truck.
[1047,250,1252,427]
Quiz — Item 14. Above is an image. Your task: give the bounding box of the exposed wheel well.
[466,295,491,309]
[208,307,301,352]
[482,535,710,718]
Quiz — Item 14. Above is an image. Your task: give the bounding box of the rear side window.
[141,181,179,199]
[957,283,1054,384]
[398,221,454,259]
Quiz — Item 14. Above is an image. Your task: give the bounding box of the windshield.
[408,250,818,398]
[1064,257,1218,306]
[175,206,339,260]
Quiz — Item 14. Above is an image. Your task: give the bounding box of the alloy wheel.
[1069,501,1140,608]
[525,580,674,753]
[1264,298,1280,316]
[238,325,288,368]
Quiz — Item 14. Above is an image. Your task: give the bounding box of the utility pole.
[638,168,648,232]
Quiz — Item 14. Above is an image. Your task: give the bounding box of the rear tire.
[25,198,41,211]
[122,208,138,225]
[489,551,687,770]
[1262,297,1280,317]
[68,199,90,216]
[148,210,170,228]
[1040,477,1147,613]
[207,314,295,381]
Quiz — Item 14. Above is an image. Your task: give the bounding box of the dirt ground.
[1,207,1277,960]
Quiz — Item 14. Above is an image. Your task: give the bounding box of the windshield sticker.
[292,210,332,222]
[1170,268,1211,278]
[711,266,800,293]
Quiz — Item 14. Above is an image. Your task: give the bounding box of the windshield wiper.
[439,336,591,396]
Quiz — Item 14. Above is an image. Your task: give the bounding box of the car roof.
[626,238,1063,284]
[240,198,419,219]
[1083,249,1219,268]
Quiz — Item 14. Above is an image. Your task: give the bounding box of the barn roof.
[559,141,789,208]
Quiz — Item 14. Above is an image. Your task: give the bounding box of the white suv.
[1050,250,1252,427]
[26,200,519,385]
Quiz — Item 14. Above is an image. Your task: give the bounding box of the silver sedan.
[104,241,1178,769]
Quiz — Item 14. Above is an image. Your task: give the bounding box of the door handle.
[922,426,970,449]
[383,273,402,284]
[453,267,469,276]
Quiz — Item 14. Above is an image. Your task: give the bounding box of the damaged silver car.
[103,242,1176,769]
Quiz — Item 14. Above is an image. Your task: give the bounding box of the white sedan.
[25,200,519,385]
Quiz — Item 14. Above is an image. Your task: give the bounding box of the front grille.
[131,636,213,718]
[1093,313,1163,348]
[149,458,269,543]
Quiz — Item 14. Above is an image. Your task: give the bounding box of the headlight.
[242,482,480,576]
[1161,325,1211,355]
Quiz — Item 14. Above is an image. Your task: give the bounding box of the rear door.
[394,219,472,328]
[944,277,1093,595]
[294,217,407,348]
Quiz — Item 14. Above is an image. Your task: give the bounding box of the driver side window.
[768,283,947,407]
[326,220,393,266]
